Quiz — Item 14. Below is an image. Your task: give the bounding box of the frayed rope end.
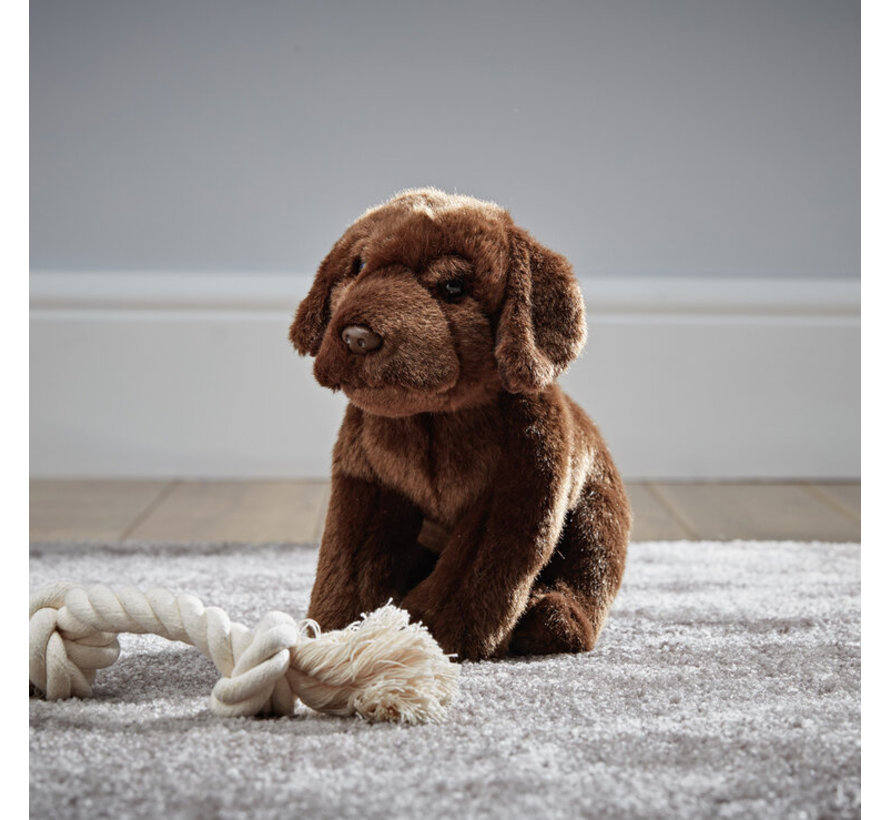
[288,603,460,724]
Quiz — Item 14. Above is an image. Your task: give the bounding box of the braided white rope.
[29,582,459,724]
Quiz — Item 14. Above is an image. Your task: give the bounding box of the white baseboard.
[29,272,860,480]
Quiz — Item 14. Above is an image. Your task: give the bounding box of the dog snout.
[341,324,382,355]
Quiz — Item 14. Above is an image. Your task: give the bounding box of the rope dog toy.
[29,582,459,724]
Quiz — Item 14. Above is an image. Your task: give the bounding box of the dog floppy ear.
[495,226,587,393]
[289,243,349,356]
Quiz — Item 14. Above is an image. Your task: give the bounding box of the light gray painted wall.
[30,0,859,278]
[29,272,861,479]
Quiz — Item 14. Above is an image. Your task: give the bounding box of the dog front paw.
[406,609,490,661]
[402,585,497,660]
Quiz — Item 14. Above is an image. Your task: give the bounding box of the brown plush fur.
[290,188,631,661]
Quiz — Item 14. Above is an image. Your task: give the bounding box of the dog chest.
[359,407,502,527]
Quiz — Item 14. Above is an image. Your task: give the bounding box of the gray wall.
[31,0,859,278]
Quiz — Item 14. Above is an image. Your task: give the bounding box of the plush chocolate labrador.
[290,189,631,661]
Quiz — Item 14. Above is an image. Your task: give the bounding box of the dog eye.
[351,257,365,276]
[439,278,465,302]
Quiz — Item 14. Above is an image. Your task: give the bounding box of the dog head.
[289,188,587,417]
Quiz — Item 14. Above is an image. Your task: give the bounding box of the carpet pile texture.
[29,539,860,818]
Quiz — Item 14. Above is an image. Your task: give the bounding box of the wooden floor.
[30,480,860,544]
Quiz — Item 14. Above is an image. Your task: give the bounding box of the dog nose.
[341,325,382,354]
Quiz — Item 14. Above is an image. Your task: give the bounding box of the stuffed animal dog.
[290,189,631,661]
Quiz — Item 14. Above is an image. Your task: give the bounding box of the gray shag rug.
[29,540,860,819]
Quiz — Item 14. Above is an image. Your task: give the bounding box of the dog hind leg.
[508,586,596,655]
[508,476,630,656]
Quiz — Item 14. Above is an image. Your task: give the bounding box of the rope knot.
[29,582,121,700]
[210,611,304,717]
